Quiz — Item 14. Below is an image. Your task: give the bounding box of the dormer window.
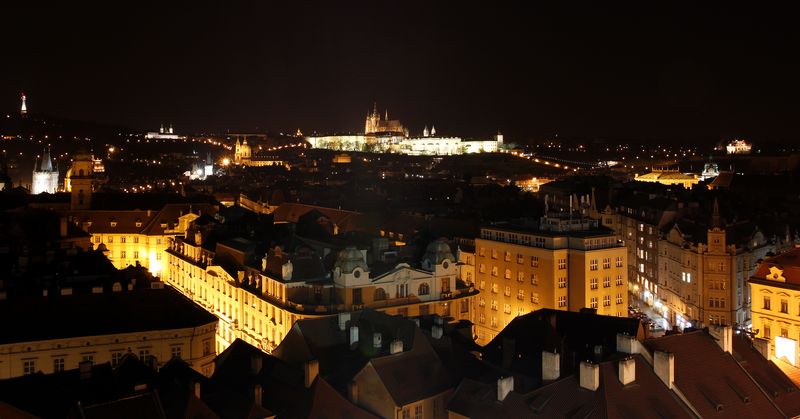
[160,223,168,228]
[110,220,117,227]
[135,219,142,227]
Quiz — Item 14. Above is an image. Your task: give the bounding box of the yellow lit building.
[0,287,217,379]
[473,214,627,344]
[749,247,800,367]
[634,169,699,188]
[165,228,476,354]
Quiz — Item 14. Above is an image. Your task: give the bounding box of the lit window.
[504,286,511,297]
[590,278,598,290]
[558,296,566,307]
[531,293,540,304]
[23,360,36,375]
[530,273,538,285]
[504,269,511,279]
[603,277,610,288]
[590,259,598,271]
[558,259,567,270]
[171,346,182,359]
[504,252,511,262]
[492,266,498,277]
[590,297,598,309]
[615,256,623,267]
[517,289,524,300]
[603,295,611,306]
[517,271,525,282]
[603,258,611,269]
[616,293,623,304]
[53,358,65,373]
[531,256,539,267]
[616,274,623,286]
[558,277,566,288]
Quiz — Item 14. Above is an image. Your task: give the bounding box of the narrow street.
[629,293,671,338]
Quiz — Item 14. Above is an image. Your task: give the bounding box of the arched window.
[374,288,387,301]
[419,283,430,296]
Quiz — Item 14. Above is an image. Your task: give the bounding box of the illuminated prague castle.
[31,149,59,194]
[364,103,408,136]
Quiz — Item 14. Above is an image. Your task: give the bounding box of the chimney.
[348,381,359,404]
[654,350,675,389]
[432,324,443,339]
[502,337,516,369]
[349,326,359,345]
[434,315,444,326]
[194,382,201,398]
[253,384,263,407]
[92,286,103,294]
[616,333,635,354]
[304,359,319,388]
[541,351,560,381]
[60,217,68,237]
[390,339,403,354]
[497,376,514,401]
[618,357,636,385]
[710,324,733,354]
[373,332,382,349]
[251,355,263,375]
[579,362,600,391]
[338,312,351,331]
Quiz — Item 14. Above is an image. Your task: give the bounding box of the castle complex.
[305,103,503,155]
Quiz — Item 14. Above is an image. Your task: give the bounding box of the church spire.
[711,197,721,228]
[385,109,388,120]
[20,93,27,116]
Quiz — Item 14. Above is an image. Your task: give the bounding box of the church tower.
[32,148,59,194]
[70,150,94,210]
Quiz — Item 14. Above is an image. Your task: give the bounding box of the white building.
[32,149,59,194]
[145,123,185,140]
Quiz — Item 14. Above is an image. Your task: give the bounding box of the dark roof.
[80,393,166,419]
[0,287,217,344]
[732,334,800,417]
[645,330,785,418]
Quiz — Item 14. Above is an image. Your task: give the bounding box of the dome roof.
[335,247,368,274]
[423,238,454,266]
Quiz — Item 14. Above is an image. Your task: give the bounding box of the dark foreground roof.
[0,287,217,344]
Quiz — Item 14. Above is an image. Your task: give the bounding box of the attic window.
[110,220,117,227]
[135,220,143,227]
[160,223,168,228]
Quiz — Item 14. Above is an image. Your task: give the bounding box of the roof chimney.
[349,325,359,345]
[348,381,358,404]
[432,324,443,339]
[542,351,560,381]
[616,333,635,354]
[497,376,514,402]
[390,339,403,355]
[304,359,319,388]
[253,384,263,407]
[251,355,263,375]
[194,382,201,399]
[710,324,733,354]
[373,332,382,350]
[579,361,600,391]
[618,357,635,385]
[654,350,675,389]
[338,312,351,331]
[79,360,93,380]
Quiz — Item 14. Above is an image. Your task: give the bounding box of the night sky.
[2,2,799,143]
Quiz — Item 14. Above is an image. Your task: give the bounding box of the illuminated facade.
[145,123,185,140]
[726,139,752,154]
[165,231,476,354]
[31,149,59,194]
[749,248,800,368]
[634,169,699,188]
[473,215,627,344]
[20,92,27,116]
[233,138,288,167]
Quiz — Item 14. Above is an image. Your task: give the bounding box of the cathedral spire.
[385,109,388,121]
[373,102,378,117]
[711,197,721,228]
[20,93,27,115]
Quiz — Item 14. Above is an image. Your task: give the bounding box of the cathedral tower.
[32,149,59,194]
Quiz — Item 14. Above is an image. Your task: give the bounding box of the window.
[23,360,36,375]
[782,328,789,338]
[491,316,498,327]
[133,236,139,243]
[558,296,567,307]
[479,280,485,290]
[479,313,485,324]
[402,408,410,419]
[396,284,408,298]
[120,251,126,259]
[94,236,101,244]
[590,278,598,290]
[590,259,598,271]
[616,274,623,286]
[171,346,182,359]
[504,304,512,314]
[764,326,771,339]
[111,351,124,367]
[603,277,611,288]
[504,269,511,279]
[353,288,362,304]
[616,256,623,267]
[491,266,498,277]
[504,286,511,297]
[558,277,566,288]
[764,297,771,310]
[531,256,539,267]
[156,238,162,245]
[120,236,126,243]
[781,299,788,314]
[107,236,113,243]
[603,258,611,269]
[479,263,486,273]
[531,293,540,304]
[53,358,65,373]
[414,404,423,419]
[517,253,524,264]
[558,258,567,270]
[603,295,611,306]
[418,283,430,295]
[479,297,485,307]
[133,251,139,259]
[517,271,525,282]
[491,249,498,259]
[156,253,161,260]
[374,288,387,301]
[530,273,538,285]
[590,297,598,309]
[491,283,498,294]
[504,252,511,262]
[479,247,486,257]
[491,300,498,311]
[110,221,118,228]
[82,355,94,364]
[517,289,524,300]
[616,293,623,304]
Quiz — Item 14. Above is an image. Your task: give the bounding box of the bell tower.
[70,150,94,210]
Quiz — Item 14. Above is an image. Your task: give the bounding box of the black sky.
[2,2,799,143]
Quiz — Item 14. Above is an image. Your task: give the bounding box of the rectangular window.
[517,253,524,264]
[616,293,623,304]
[108,236,113,243]
[504,303,511,314]
[23,360,36,375]
[558,258,567,270]
[558,296,567,307]
[764,326,771,339]
[491,300,498,311]
[590,259,598,271]
[530,273,538,285]
[479,263,486,273]
[590,278,598,290]
[353,288,362,304]
[504,252,511,262]
[491,266,498,277]
[504,269,511,279]
[616,274,623,286]
[133,251,139,259]
[82,355,94,364]
[53,358,65,373]
[603,258,611,269]
[558,277,566,288]
[171,346,182,359]
[616,256,623,267]
[531,256,539,267]
[781,299,788,314]
[139,349,150,362]
[111,352,124,367]
[531,293,540,304]
[517,271,525,282]
[590,297,598,309]
[603,277,611,288]
[94,236,101,244]
[517,289,524,300]
[120,237,126,243]
[491,283,498,293]
[603,295,611,306]
[120,251,127,259]
[491,249,498,259]
[504,286,511,297]
[479,247,485,257]
[414,405,423,419]
[764,297,771,310]
[134,236,139,243]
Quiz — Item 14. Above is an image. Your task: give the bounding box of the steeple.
[373,102,378,117]
[40,148,53,172]
[711,197,721,228]
[431,125,436,136]
[160,123,164,134]
[385,109,388,120]
[423,126,429,137]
